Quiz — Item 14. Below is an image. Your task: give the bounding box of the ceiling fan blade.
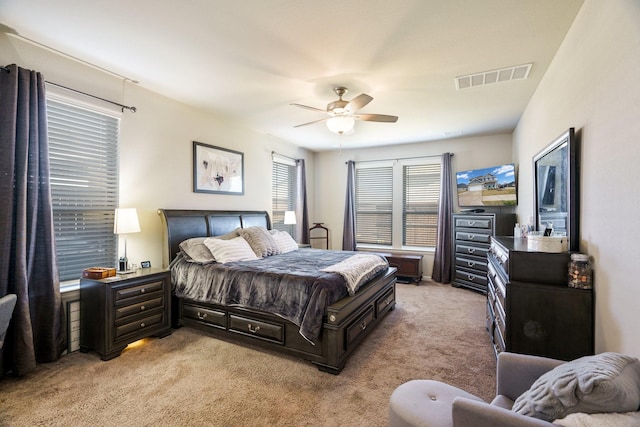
[290,103,326,113]
[294,118,328,128]
[354,114,398,123]
[345,94,373,112]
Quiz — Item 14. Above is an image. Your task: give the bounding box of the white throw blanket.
[321,253,388,295]
[554,411,640,427]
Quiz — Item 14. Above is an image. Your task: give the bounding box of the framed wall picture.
[193,141,244,195]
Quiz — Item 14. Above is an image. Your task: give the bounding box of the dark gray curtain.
[295,159,310,244]
[342,160,356,251]
[0,64,64,376]
[431,153,453,283]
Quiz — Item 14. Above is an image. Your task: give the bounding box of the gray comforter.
[170,248,388,343]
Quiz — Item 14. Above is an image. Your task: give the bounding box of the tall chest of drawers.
[452,213,516,293]
[80,268,172,360]
[487,237,594,361]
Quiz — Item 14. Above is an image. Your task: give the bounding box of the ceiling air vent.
[456,63,532,90]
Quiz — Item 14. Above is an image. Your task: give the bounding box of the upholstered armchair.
[0,294,17,349]
[389,351,640,427]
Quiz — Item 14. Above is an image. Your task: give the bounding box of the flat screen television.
[456,163,517,207]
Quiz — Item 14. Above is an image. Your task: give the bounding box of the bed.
[158,209,397,374]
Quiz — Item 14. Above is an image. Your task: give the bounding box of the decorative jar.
[568,253,592,289]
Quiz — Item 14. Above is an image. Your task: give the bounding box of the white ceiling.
[1,0,584,151]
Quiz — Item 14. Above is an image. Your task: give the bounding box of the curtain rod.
[46,81,136,113]
[271,151,297,162]
[345,153,453,164]
[1,65,137,113]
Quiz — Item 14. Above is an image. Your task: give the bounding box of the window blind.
[272,159,297,238]
[47,98,120,281]
[403,163,441,247]
[355,166,393,245]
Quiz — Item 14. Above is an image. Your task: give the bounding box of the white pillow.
[179,237,215,264]
[269,229,299,254]
[203,236,259,263]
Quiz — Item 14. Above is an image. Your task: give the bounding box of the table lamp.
[114,208,140,273]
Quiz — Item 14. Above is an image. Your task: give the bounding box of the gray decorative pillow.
[237,226,280,258]
[512,352,640,422]
[179,237,215,264]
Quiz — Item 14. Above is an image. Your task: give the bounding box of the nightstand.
[80,268,172,360]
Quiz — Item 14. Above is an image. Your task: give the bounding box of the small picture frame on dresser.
[141,260,151,268]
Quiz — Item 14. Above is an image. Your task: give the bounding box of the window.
[355,158,441,249]
[272,154,297,239]
[47,94,120,282]
[355,163,393,245]
[403,163,441,246]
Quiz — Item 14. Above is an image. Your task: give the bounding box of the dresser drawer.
[455,217,492,229]
[115,296,164,320]
[455,255,488,272]
[455,230,492,244]
[346,306,375,346]
[183,303,227,329]
[115,311,164,339]
[229,314,284,344]
[115,279,164,302]
[455,269,487,287]
[456,243,489,258]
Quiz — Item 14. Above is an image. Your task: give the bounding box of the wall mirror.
[533,128,579,251]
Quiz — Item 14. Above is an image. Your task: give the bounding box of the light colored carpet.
[0,281,496,426]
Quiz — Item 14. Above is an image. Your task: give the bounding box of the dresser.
[487,237,594,361]
[80,268,172,360]
[452,213,516,293]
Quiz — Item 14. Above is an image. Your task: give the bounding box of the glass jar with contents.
[568,253,592,289]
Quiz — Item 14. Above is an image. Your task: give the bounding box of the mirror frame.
[532,128,579,251]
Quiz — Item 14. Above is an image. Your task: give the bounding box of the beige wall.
[0,34,313,270]
[513,0,640,357]
[314,133,513,275]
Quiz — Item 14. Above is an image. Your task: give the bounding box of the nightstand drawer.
[115,279,164,302]
[115,311,164,339]
[115,296,164,320]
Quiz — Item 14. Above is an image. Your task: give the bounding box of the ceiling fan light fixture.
[326,116,355,134]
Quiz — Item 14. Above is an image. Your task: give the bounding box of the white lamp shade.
[283,211,297,225]
[114,208,141,234]
[326,116,355,134]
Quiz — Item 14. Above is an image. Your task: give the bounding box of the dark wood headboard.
[157,209,271,267]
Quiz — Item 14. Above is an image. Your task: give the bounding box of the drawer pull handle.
[468,235,475,240]
[467,261,475,267]
[360,321,367,331]
[383,297,393,307]
[468,248,476,254]
[467,275,475,281]
[140,322,146,328]
[140,305,146,311]
[196,311,208,320]
[469,221,475,225]
[140,288,146,294]
[247,324,261,334]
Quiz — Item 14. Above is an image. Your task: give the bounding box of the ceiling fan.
[291,87,398,134]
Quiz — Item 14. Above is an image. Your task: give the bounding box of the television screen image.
[456,163,517,207]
